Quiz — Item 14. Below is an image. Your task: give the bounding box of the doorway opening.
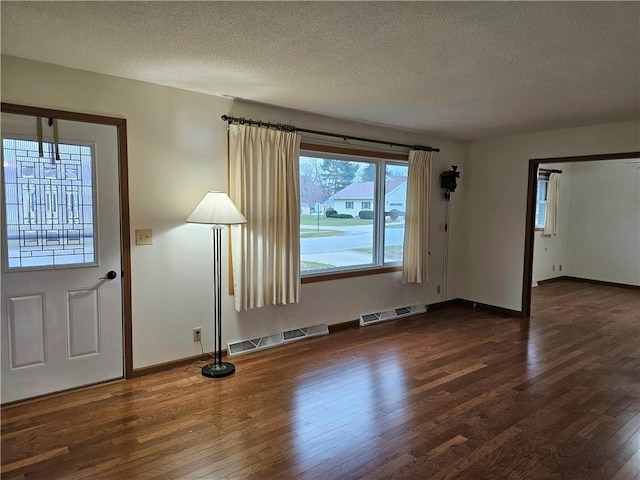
[522,151,640,317]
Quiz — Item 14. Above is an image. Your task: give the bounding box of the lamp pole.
[186,191,246,379]
[201,225,235,378]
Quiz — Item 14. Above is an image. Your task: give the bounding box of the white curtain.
[544,172,560,236]
[402,150,432,283]
[228,124,301,311]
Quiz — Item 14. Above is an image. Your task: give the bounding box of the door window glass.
[3,138,97,270]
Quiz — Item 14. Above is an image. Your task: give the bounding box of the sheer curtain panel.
[402,150,432,283]
[228,124,301,311]
[544,172,560,236]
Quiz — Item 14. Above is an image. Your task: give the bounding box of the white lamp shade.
[186,191,247,225]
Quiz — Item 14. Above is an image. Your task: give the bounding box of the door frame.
[521,150,640,317]
[1,102,133,379]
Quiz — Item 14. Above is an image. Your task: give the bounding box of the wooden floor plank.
[2,279,639,479]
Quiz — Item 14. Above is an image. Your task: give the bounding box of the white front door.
[1,114,123,403]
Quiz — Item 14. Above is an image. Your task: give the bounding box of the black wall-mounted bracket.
[440,166,460,201]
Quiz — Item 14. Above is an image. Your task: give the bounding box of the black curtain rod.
[539,168,563,174]
[221,114,439,153]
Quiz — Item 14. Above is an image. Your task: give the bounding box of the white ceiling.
[1,2,639,139]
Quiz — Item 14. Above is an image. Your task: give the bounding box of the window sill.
[301,265,402,284]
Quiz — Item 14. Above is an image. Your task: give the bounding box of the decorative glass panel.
[3,138,97,270]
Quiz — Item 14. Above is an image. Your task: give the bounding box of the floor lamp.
[187,191,246,378]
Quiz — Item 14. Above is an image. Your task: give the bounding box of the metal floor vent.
[227,332,283,357]
[283,324,329,343]
[360,304,427,326]
[227,323,329,357]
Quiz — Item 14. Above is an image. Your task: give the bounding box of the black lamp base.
[201,362,235,378]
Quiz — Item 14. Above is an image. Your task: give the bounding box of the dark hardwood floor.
[2,279,639,479]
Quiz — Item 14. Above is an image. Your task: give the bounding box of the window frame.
[299,143,408,283]
[535,171,550,231]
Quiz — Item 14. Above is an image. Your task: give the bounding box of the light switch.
[136,229,153,245]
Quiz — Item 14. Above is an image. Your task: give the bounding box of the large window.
[299,149,408,276]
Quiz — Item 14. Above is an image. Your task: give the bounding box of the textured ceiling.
[1,1,639,139]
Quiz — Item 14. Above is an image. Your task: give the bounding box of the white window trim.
[300,148,407,279]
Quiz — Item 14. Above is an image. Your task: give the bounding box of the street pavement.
[300,222,404,267]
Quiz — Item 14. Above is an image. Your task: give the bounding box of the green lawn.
[351,244,404,261]
[301,260,334,271]
[300,230,345,239]
[300,214,373,227]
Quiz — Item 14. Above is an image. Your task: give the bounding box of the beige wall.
[1,56,466,368]
[565,159,640,285]
[4,54,636,369]
[462,121,640,311]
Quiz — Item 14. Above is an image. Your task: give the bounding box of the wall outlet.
[552,265,555,271]
[135,229,153,245]
[436,285,441,294]
[193,327,202,342]
[559,265,562,271]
